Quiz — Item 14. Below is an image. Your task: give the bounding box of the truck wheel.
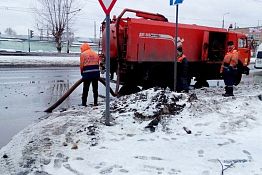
[118,85,141,96]
[194,80,209,89]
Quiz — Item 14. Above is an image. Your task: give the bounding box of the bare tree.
[36,0,80,53]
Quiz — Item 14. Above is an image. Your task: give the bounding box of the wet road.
[0,66,261,148]
[0,67,102,148]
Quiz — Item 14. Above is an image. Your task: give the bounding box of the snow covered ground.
[1,83,262,175]
[0,56,79,67]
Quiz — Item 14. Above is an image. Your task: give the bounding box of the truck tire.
[194,80,209,89]
[118,85,141,96]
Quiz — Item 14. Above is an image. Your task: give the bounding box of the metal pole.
[105,14,111,126]
[28,29,31,53]
[174,4,179,92]
[222,13,229,29]
[66,0,69,53]
[222,16,224,29]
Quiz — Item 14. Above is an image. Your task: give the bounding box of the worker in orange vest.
[80,43,100,106]
[176,45,189,93]
[220,41,238,97]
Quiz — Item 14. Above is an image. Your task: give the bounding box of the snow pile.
[1,86,262,175]
[111,88,187,119]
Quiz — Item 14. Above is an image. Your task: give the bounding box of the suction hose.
[44,78,117,113]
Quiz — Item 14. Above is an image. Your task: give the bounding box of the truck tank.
[100,9,251,95]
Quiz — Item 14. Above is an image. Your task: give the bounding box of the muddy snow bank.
[0,88,188,174]
[111,88,188,119]
[1,86,262,175]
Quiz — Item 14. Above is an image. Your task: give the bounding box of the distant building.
[0,34,98,53]
[234,27,261,45]
[234,26,262,55]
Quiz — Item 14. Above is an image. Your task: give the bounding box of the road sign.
[170,0,184,6]
[98,0,117,15]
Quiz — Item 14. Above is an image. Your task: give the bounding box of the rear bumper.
[254,65,262,69]
[255,59,262,69]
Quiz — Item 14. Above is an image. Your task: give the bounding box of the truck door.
[237,37,250,66]
[201,31,209,61]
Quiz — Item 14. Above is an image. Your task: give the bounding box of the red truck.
[100,9,251,95]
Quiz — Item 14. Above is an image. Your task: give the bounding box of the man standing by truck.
[176,43,189,93]
[80,43,100,106]
[220,41,239,97]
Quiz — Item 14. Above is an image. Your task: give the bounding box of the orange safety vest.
[80,44,100,73]
[177,54,186,63]
[220,49,238,73]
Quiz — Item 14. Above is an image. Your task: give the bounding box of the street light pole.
[66,0,69,53]
[222,12,230,29]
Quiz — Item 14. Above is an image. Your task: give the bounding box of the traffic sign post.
[98,0,117,126]
[98,0,117,15]
[170,0,184,92]
[28,29,34,52]
[170,0,184,5]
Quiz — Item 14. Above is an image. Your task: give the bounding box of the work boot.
[94,98,98,106]
[222,86,234,97]
[82,95,87,106]
[222,93,233,97]
[228,86,234,96]
[82,99,87,107]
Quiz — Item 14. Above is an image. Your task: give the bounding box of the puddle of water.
[0,67,82,148]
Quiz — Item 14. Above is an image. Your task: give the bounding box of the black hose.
[44,78,83,113]
[44,77,117,113]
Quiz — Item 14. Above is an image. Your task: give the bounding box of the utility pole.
[222,12,229,29]
[28,29,31,53]
[28,29,34,52]
[40,29,43,40]
[66,0,70,53]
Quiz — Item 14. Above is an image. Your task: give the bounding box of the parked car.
[255,45,262,69]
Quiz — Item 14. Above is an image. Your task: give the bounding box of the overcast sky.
[1,0,262,38]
